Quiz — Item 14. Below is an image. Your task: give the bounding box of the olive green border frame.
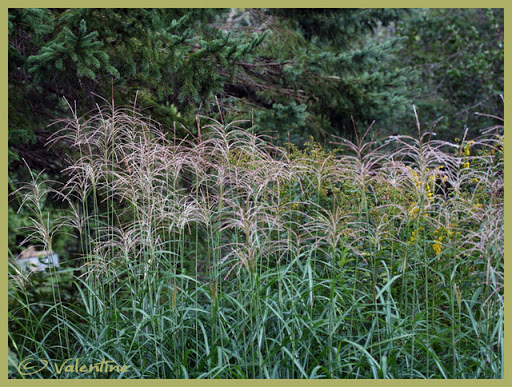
[2,2,508,385]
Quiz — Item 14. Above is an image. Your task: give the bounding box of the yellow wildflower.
[433,240,442,255]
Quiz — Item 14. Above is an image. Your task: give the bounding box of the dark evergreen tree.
[9,8,417,175]
[217,9,416,143]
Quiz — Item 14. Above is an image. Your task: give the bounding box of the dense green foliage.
[8,8,504,379]
[396,8,504,138]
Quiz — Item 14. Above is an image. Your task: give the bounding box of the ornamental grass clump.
[9,101,503,379]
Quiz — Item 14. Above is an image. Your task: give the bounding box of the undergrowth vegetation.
[8,101,504,379]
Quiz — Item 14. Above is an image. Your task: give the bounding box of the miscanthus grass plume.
[9,101,503,379]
